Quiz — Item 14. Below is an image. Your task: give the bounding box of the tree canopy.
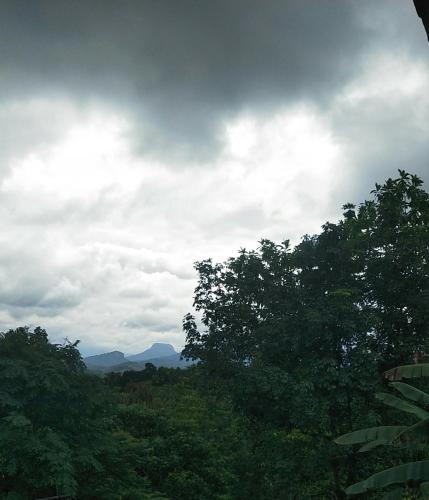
[183,171,429,497]
[0,327,153,499]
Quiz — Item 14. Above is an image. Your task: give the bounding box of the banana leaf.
[391,382,429,407]
[376,393,429,420]
[335,426,406,446]
[346,460,429,495]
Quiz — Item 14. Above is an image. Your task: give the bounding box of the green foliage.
[110,365,246,499]
[337,362,429,497]
[345,461,429,496]
[334,426,407,446]
[182,171,429,497]
[0,327,153,499]
[390,383,429,407]
[375,393,429,420]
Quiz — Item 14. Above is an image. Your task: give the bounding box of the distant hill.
[126,342,176,362]
[84,350,126,367]
[84,343,194,372]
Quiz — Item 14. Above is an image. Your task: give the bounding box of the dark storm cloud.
[0,0,377,159]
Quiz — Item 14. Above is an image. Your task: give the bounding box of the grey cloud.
[38,278,83,309]
[328,65,429,205]
[0,0,384,160]
[0,241,85,313]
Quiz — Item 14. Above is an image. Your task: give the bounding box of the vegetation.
[336,362,429,498]
[183,170,429,497]
[0,327,156,499]
[0,171,428,499]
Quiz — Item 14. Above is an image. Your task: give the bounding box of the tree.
[345,171,429,366]
[184,171,429,371]
[183,171,429,496]
[0,326,152,499]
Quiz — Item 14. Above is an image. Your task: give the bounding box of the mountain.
[126,342,176,362]
[90,353,194,374]
[84,350,125,367]
[84,343,194,372]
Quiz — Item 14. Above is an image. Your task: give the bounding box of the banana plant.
[335,363,429,498]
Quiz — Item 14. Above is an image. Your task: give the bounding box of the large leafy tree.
[183,171,429,496]
[0,326,152,499]
[184,171,429,369]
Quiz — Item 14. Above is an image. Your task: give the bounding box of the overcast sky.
[0,0,428,355]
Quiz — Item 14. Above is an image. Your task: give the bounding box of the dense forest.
[1,171,429,499]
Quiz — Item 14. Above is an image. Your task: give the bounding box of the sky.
[0,0,428,356]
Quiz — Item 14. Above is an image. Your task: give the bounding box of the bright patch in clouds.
[340,52,429,105]
[224,108,342,235]
[3,114,139,200]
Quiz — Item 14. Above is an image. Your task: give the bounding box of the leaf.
[335,426,406,445]
[391,382,429,407]
[346,460,429,495]
[385,364,429,381]
[376,393,429,420]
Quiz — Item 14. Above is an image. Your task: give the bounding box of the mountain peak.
[126,343,176,362]
[84,343,181,369]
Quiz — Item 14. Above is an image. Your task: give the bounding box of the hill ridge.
[84,343,193,371]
